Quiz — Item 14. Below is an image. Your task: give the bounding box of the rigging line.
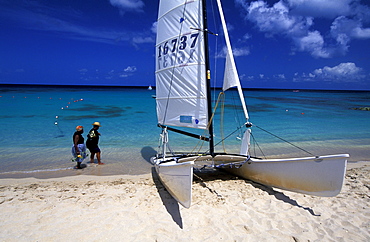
[212,34,218,105]
[208,91,224,129]
[190,91,225,154]
[167,143,175,156]
[157,127,175,157]
[229,90,244,137]
[254,125,316,157]
[214,123,246,149]
[194,173,223,198]
[200,91,246,155]
[202,121,246,155]
[220,92,226,152]
[217,91,244,153]
[156,131,165,156]
[250,132,266,159]
[190,129,206,154]
[236,93,245,131]
[210,0,218,105]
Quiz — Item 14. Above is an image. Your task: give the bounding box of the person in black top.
[86,122,104,165]
[72,125,87,169]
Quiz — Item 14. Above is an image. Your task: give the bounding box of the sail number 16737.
[157,33,200,70]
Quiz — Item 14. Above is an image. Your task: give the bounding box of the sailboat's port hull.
[153,157,194,208]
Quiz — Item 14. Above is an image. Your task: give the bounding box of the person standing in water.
[86,122,104,165]
[72,125,87,169]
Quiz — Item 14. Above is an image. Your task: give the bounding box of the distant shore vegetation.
[352,107,370,111]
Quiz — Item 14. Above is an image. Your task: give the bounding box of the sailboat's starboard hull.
[224,154,349,197]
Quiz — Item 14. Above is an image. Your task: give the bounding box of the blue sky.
[0,0,369,90]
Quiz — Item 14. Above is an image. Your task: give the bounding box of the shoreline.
[0,160,367,183]
[0,150,368,179]
[0,162,369,241]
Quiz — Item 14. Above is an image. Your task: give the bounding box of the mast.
[202,0,214,156]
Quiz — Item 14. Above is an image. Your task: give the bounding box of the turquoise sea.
[0,85,369,178]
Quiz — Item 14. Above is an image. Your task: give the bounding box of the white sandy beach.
[0,162,369,241]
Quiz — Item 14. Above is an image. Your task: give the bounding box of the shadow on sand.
[249,180,320,216]
[140,146,157,165]
[194,169,319,216]
[141,146,184,228]
[151,167,184,229]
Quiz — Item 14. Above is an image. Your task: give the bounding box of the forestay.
[155,0,208,130]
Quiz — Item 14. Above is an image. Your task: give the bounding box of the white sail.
[217,0,249,120]
[155,0,208,129]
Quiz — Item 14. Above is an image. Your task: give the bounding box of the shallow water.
[0,86,369,178]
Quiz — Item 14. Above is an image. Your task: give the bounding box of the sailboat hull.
[153,157,194,208]
[224,154,349,197]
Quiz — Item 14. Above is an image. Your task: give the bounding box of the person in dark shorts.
[86,122,104,165]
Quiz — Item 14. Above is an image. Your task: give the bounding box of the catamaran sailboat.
[152,0,349,208]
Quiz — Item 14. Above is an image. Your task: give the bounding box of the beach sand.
[0,162,369,241]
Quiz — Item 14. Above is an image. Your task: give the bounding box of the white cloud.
[79,69,88,74]
[313,62,363,78]
[232,47,250,57]
[132,36,154,44]
[293,31,331,58]
[124,66,137,72]
[294,62,365,83]
[246,0,327,57]
[247,1,297,35]
[217,46,250,58]
[119,66,137,78]
[329,16,370,55]
[352,27,370,39]
[242,33,251,41]
[331,16,370,40]
[237,0,370,58]
[274,74,286,79]
[226,23,235,32]
[151,22,157,34]
[109,0,145,14]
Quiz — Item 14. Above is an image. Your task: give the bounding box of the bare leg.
[97,152,104,165]
[90,153,95,163]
